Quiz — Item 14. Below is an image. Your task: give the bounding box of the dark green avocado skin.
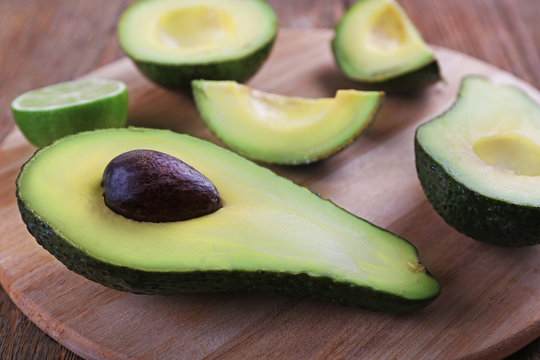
[16,185,438,313]
[366,61,441,93]
[130,39,275,91]
[415,137,540,247]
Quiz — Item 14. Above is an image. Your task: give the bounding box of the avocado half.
[332,0,440,91]
[416,76,540,247]
[192,80,384,165]
[117,0,278,90]
[16,128,440,312]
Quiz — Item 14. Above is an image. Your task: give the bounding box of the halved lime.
[11,79,129,147]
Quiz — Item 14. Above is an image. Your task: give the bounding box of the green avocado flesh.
[17,128,439,311]
[416,76,540,247]
[117,0,278,89]
[332,0,439,88]
[192,80,384,165]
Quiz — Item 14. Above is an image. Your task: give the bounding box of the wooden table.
[1,1,538,359]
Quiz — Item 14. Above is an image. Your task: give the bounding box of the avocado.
[16,128,440,312]
[192,80,384,165]
[117,0,278,90]
[415,76,540,247]
[332,0,440,91]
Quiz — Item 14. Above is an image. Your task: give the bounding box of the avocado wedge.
[332,0,440,91]
[192,80,384,164]
[416,76,540,247]
[117,0,278,90]
[17,128,439,312]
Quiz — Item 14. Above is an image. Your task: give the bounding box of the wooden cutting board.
[0,29,538,360]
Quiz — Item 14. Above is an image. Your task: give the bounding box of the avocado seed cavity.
[102,149,222,222]
[367,4,408,51]
[472,133,540,176]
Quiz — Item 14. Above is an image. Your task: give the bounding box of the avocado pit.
[102,149,222,222]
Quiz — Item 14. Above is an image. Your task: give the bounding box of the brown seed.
[102,149,222,222]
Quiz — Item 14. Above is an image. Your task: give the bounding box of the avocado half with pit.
[332,0,440,91]
[16,128,440,312]
[192,80,384,165]
[117,0,278,90]
[416,76,540,247]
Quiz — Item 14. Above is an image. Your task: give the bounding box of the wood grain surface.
[1,1,539,359]
[1,29,539,360]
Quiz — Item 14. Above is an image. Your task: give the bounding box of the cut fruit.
[11,79,128,147]
[192,80,384,164]
[117,0,278,89]
[17,127,440,312]
[332,0,440,90]
[415,76,540,247]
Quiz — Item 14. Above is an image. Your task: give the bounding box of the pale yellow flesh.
[157,7,237,50]
[193,80,382,164]
[19,129,437,300]
[335,0,435,81]
[473,134,540,176]
[417,77,540,205]
[118,0,276,62]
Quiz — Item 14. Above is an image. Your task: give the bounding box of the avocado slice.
[192,80,384,164]
[332,0,440,91]
[416,76,540,247]
[16,128,440,312]
[117,0,278,90]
